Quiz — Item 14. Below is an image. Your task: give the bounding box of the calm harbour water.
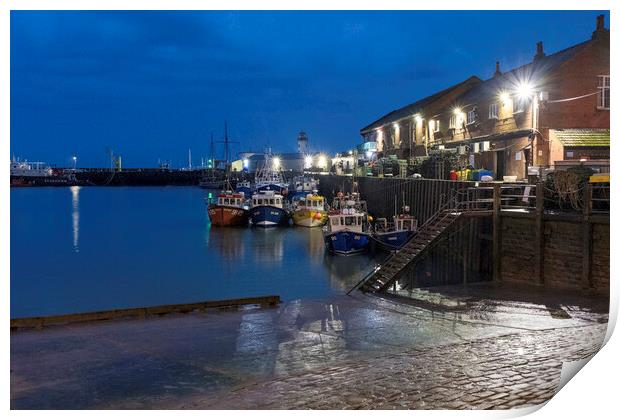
[11,186,383,318]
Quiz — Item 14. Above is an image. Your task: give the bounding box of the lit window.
[598,75,610,109]
[449,115,457,129]
[433,119,440,133]
[489,103,498,119]
[467,109,477,125]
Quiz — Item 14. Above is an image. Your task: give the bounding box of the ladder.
[355,195,463,294]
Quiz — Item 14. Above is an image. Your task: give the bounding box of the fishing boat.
[250,190,290,227]
[254,153,288,195]
[289,175,319,201]
[292,193,328,227]
[372,206,418,250]
[206,190,250,227]
[235,180,253,196]
[10,158,78,187]
[323,191,371,255]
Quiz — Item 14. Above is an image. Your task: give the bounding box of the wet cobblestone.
[184,324,606,410]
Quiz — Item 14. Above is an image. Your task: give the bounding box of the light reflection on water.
[11,187,385,318]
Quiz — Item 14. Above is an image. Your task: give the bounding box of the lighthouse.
[297,131,309,155]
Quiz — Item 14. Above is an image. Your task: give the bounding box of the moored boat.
[292,193,328,227]
[207,191,250,227]
[250,190,290,227]
[372,206,418,250]
[255,153,289,196]
[323,191,371,255]
[235,180,253,196]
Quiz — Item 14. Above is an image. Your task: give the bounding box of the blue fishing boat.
[255,153,289,196]
[250,190,290,227]
[373,206,418,250]
[235,180,253,196]
[289,175,319,201]
[323,191,371,255]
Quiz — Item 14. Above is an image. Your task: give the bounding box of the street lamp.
[72,156,77,170]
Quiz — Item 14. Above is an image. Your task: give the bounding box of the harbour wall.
[318,175,609,292]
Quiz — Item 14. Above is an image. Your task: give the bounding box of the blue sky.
[11,10,609,168]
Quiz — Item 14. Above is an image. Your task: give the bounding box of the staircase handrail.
[350,188,463,294]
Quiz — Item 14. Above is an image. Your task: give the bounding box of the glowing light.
[516,81,534,99]
[242,159,249,169]
[393,123,399,129]
[348,150,353,155]
[453,107,462,116]
[304,155,313,168]
[365,151,373,159]
[499,91,511,106]
[272,157,281,169]
[318,155,327,169]
[429,120,435,131]
[414,114,423,124]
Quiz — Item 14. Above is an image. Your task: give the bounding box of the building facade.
[360,76,483,159]
[360,15,610,180]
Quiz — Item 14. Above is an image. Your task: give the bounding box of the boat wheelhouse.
[250,190,290,227]
[323,192,371,255]
[373,207,418,250]
[235,180,253,196]
[254,154,288,195]
[292,193,328,227]
[207,191,250,227]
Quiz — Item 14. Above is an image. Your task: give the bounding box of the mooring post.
[534,182,545,285]
[582,184,593,289]
[492,183,502,283]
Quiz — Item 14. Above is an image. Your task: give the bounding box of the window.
[598,75,610,109]
[449,115,457,129]
[467,109,477,125]
[513,97,526,114]
[489,103,498,119]
[433,120,440,133]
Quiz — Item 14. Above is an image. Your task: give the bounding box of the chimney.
[533,41,545,61]
[494,61,502,77]
[592,14,609,40]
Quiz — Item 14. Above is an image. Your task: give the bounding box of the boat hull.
[293,209,328,227]
[208,205,249,227]
[250,205,289,227]
[323,230,371,255]
[373,230,416,251]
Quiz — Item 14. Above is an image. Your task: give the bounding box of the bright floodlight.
[243,159,249,169]
[348,150,353,155]
[304,155,313,168]
[272,157,281,169]
[365,151,373,159]
[318,155,327,169]
[516,82,534,99]
[453,107,462,116]
[414,114,423,124]
[499,91,511,105]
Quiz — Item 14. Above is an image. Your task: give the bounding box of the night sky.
[11,10,609,168]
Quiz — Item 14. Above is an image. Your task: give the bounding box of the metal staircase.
[354,195,464,294]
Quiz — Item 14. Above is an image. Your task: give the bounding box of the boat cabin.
[217,192,245,208]
[327,208,365,233]
[252,191,284,209]
[297,195,325,210]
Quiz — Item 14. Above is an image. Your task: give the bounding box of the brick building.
[360,15,610,180]
[359,76,482,159]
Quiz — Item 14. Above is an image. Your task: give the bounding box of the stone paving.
[185,324,606,409]
[11,283,609,409]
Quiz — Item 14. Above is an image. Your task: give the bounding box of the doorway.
[495,150,505,179]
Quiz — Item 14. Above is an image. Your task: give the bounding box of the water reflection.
[70,186,80,252]
[251,229,284,264]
